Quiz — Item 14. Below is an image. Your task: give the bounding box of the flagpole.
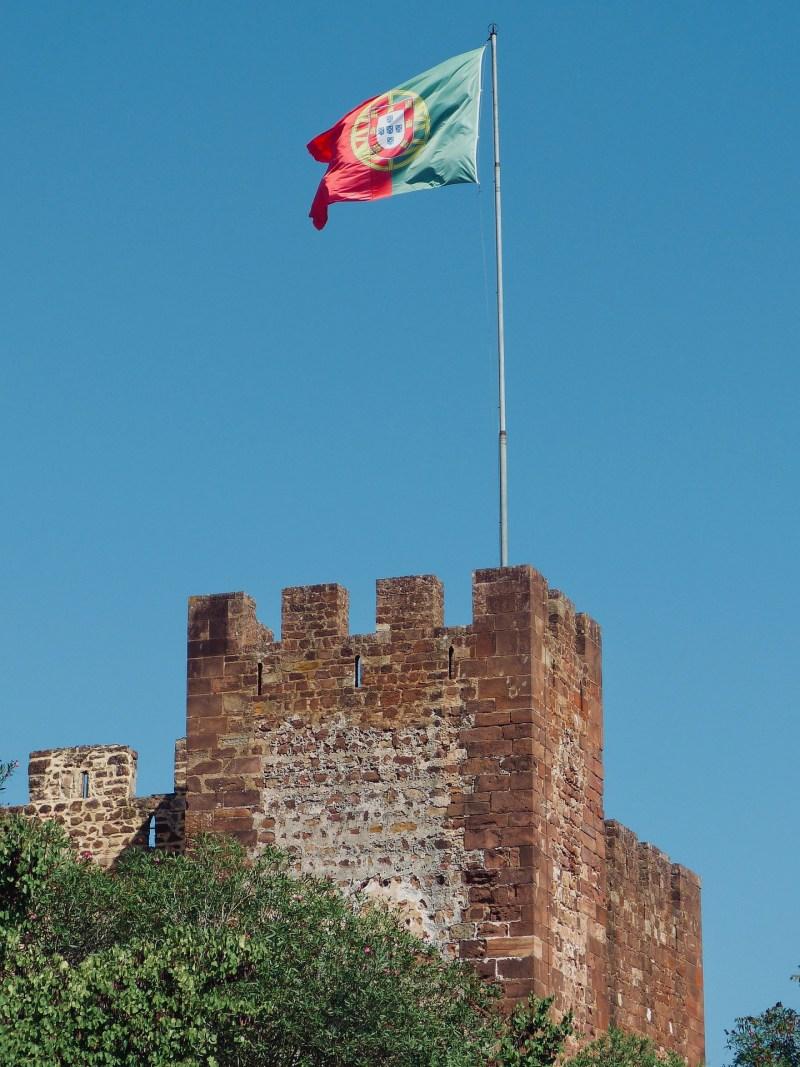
[489,25,509,567]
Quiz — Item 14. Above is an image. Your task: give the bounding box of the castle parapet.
[28,744,137,803]
[376,575,444,633]
[281,583,349,645]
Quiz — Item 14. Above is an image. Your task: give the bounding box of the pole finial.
[488,22,498,38]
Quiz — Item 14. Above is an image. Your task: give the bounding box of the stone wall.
[7,744,185,866]
[454,568,608,1034]
[606,821,705,1065]
[185,578,474,953]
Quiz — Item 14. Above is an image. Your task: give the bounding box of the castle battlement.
[28,744,137,803]
[8,564,705,1065]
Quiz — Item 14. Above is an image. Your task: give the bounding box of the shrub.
[564,1026,687,1067]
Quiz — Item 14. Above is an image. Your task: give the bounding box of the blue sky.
[1,3,798,1063]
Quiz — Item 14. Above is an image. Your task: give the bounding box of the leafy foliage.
[0,760,17,795]
[725,1001,800,1067]
[0,814,573,1066]
[494,995,572,1066]
[563,1027,688,1066]
[0,812,73,935]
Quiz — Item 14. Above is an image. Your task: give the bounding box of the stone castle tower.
[9,563,705,1064]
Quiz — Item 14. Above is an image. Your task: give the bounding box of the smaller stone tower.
[9,742,185,866]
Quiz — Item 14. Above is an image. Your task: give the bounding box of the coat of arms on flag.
[352,91,429,171]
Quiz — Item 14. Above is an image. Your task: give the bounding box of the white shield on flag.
[375,108,405,150]
[367,95,415,160]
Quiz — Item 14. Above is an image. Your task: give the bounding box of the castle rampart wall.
[605,821,705,1066]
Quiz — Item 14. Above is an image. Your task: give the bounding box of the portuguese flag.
[307,48,485,230]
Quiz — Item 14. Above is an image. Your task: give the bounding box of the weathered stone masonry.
[9,742,185,865]
[8,564,705,1065]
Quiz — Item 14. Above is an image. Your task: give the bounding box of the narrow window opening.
[80,771,90,799]
[257,661,263,696]
[448,646,455,679]
[147,814,156,849]
[354,655,362,688]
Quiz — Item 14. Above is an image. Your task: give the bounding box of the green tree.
[725,1000,800,1067]
[564,1027,688,1067]
[0,813,572,1066]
